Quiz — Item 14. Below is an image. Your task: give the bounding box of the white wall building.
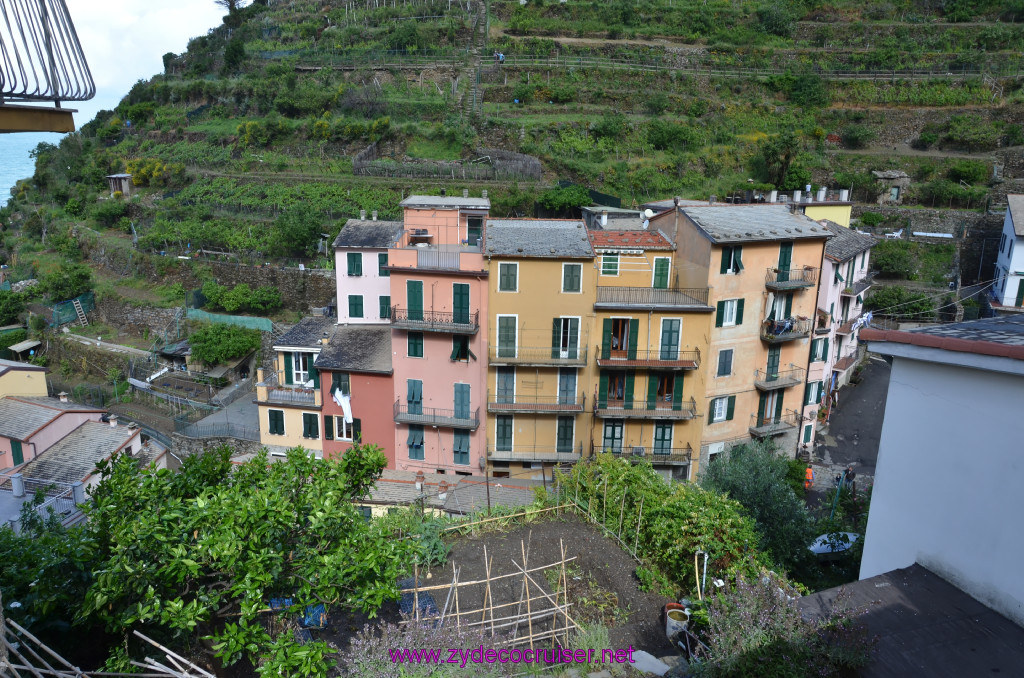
[333,217,403,324]
[992,195,1024,309]
[859,315,1024,627]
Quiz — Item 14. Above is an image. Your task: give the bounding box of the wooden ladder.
[72,298,88,326]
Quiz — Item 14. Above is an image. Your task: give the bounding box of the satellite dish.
[643,209,655,218]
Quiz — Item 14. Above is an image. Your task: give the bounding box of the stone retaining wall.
[170,433,265,459]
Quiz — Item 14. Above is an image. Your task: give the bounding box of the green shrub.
[189,324,260,365]
[644,92,670,115]
[40,263,92,302]
[789,74,830,108]
[92,199,129,227]
[757,4,794,37]
[840,124,874,150]
[864,285,936,320]
[859,212,885,228]
[0,291,25,325]
[0,329,27,359]
[946,159,988,185]
[872,240,915,278]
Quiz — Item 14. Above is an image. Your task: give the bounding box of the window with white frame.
[292,352,310,384]
[498,263,518,291]
[717,349,733,377]
[722,299,738,326]
[562,263,582,292]
[601,254,619,276]
[710,395,734,423]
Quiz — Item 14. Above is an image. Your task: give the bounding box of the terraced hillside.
[2,0,1023,275]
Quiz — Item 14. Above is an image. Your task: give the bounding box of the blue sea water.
[0,132,65,207]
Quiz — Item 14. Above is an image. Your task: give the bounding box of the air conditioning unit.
[631,446,645,456]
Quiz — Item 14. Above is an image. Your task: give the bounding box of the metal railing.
[176,422,261,442]
[753,366,805,391]
[394,399,480,429]
[487,444,582,463]
[0,471,80,527]
[0,0,95,103]
[487,345,588,366]
[487,392,585,413]
[765,267,818,290]
[597,347,701,369]
[842,274,875,297]
[749,410,802,437]
[595,286,710,309]
[390,306,479,333]
[760,318,813,343]
[257,371,317,406]
[598,445,693,465]
[595,397,698,419]
[416,249,461,270]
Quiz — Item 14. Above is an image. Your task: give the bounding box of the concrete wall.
[651,210,712,290]
[335,248,391,323]
[860,356,1024,627]
[0,369,48,397]
[803,204,852,228]
[321,369,394,465]
[993,209,1024,306]
[257,402,323,454]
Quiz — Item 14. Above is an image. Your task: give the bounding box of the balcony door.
[653,423,672,455]
[556,416,574,454]
[660,319,680,360]
[453,283,470,324]
[407,280,423,321]
[497,316,517,358]
[653,258,670,289]
[552,317,579,359]
[757,391,784,426]
[496,367,515,404]
[602,318,638,359]
[766,346,781,381]
[11,439,23,465]
[777,241,793,282]
[454,383,470,420]
[557,369,576,405]
[602,420,624,454]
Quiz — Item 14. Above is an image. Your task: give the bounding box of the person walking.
[804,466,814,491]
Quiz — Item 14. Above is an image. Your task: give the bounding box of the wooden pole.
[511,560,581,630]
[603,480,608,526]
[414,559,420,623]
[560,538,570,646]
[453,561,461,628]
[399,556,578,593]
[485,551,495,635]
[634,496,644,557]
[521,539,534,650]
[617,488,627,538]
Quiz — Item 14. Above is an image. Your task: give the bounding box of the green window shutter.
[720,246,731,274]
[598,373,609,408]
[499,263,517,291]
[856,294,863,304]
[757,393,766,424]
[734,246,743,271]
[715,302,725,327]
[353,418,361,441]
[708,400,715,421]
[454,430,470,465]
[818,381,825,404]
[1016,280,1024,307]
[726,395,735,421]
[10,439,22,465]
[379,295,391,319]
[601,319,612,359]
[551,318,561,359]
[498,317,517,357]
[672,374,685,410]
[349,295,363,318]
[325,414,334,440]
[407,280,423,320]
[556,417,573,452]
[283,352,293,385]
[564,264,581,292]
[332,372,342,393]
[627,319,639,359]
[823,337,829,359]
[454,383,470,419]
[660,319,680,359]
[407,332,423,358]
[804,383,812,406]
[495,416,513,450]
[568,318,579,359]
[453,283,470,324]
[775,392,785,420]
[623,371,635,408]
[653,258,669,289]
[347,252,362,276]
[804,425,813,443]
[310,363,319,388]
[783,293,792,318]
[378,252,389,276]
[646,375,658,410]
[735,298,744,325]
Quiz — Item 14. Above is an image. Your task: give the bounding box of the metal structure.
[0,0,94,132]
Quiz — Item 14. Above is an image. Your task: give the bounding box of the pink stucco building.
[333,215,403,324]
[0,396,105,470]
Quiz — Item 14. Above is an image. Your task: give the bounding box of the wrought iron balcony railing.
[487,444,583,463]
[390,306,479,334]
[487,345,588,366]
[596,347,700,370]
[841,273,874,297]
[595,444,694,466]
[765,267,818,291]
[749,410,801,437]
[0,0,94,103]
[760,318,813,343]
[256,370,319,406]
[487,392,585,414]
[394,399,480,429]
[595,397,697,420]
[595,286,711,310]
[753,366,806,391]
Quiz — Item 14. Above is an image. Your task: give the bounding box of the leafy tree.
[81,445,414,675]
[537,185,591,214]
[214,0,249,13]
[40,263,92,302]
[92,198,129,227]
[699,441,814,572]
[753,131,800,188]
[0,290,25,325]
[864,285,936,320]
[223,37,246,72]
[946,159,988,185]
[871,240,915,278]
[840,124,874,150]
[591,113,628,140]
[757,3,795,37]
[188,323,260,365]
[274,208,320,257]
[788,74,830,108]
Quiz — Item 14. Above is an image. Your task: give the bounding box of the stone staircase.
[460,0,486,117]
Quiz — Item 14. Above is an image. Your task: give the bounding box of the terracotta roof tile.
[588,229,673,250]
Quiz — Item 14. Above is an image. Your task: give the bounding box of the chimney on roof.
[415,470,425,491]
[463,189,469,198]
[438,480,449,501]
[481,190,488,199]
[371,210,378,221]
[58,391,68,403]
[600,210,608,227]
[360,209,367,220]
[708,195,716,205]
[321,332,329,346]
[440,188,446,197]
[673,196,680,207]
[108,415,118,428]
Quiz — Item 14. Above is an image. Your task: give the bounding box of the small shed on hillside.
[106,173,133,198]
[871,170,910,205]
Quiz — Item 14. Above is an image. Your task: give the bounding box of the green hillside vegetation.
[0,0,1020,297]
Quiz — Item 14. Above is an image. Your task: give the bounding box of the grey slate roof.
[906,313,1024,346]
[274,317,336,349]
[485,219,594,258]
[680,204,832,244]
[400,195,490,210]
[333,220,403,249]
[0,358,45,375]
[822,221,878,262]
[1008,194,1024,237]
[0,397,102,441]
[643,198,714,212]
[17,421,137,484]
[314,325,392,374]
[798,564,1024,678]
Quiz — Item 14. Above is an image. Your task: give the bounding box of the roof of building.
[798,564,1024,678]
[1008,194,1024,237]
[400,195,490,210]
[642,198,712,211]
[588,229,674,251]
[314,325,392,374]
[15,421,137,484]
[485,219,594,258]
[158,339,191,358]
[679,204,831,244]
[822,221,878,262]
[274,316,336,349]
[0,357,45,375]
[862,314,1024,363]
[333,220,404,249]
[7,339,40,353]
[871,169,910,180]
[363,470,542,514]
[0,397,103,441]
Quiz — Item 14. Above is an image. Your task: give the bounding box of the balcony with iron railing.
[0,471,83,529]
[841,273,875,298]
[487,392,585,414]
[595,444,693,466]
[760,317,813,343]
[753,366,806,391]
[595,286,711,310]
[765,267,818,291]
[488,345,588,367]
[256,370,320,407]
[390,306,479,334]
[596,347,701,370]
[595,396,698,420]
[749,410,801,437]
[394,399,480,429]
[488,444,583,463]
